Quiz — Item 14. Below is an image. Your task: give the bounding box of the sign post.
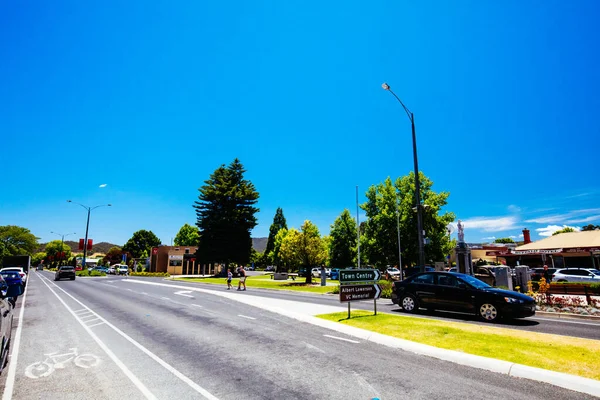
[339,269,382,318]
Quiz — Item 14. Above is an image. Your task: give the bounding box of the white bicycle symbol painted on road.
[25,348,101,379]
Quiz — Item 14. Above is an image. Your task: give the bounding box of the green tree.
[298,221,327,284]
[45,240,73,266]
[279,228,301,271]
[552,226,576,235]
[103,246,128,266]
[0,225,39,259]
[269,228,288,272]
[494,237,515,244]
[264,208,287,265]
[581,224,600,231]
[123,230,160,259]
[329,209,357,268]
[174,223,199,246]
[194,158,260,269]
[32,252,47,267]
[361,173,455,268]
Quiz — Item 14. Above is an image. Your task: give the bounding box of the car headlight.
[504,297,522,304]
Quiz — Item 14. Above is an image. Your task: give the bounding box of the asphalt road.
[0,271,595,400]
[163,277,600,341]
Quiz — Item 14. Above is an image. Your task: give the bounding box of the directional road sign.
[339,284,382,303]
[339,269,381,283]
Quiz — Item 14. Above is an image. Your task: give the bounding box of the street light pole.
[382,82,426,272]
[67,201,111,269]
[50,231,76,266]
[396,199,402,274]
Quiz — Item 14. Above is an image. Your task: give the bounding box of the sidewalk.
[125,279,600,397]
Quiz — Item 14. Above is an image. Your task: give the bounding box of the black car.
[55,266,76,281]
[392,271,535,322]
[0,275,23,373]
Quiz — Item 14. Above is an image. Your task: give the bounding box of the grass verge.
[317,310,600,380]
[173,274,335,294]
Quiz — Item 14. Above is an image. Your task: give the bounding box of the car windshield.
[387,268,399,272]
[0,272,19,279]
[459,274,491,289]
[591,270,600,275]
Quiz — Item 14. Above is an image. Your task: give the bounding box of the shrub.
[130,272,170,277]
[331,286,339,294]
[379,281,393,299]
[90,270,106,277]
[76,270,90,277]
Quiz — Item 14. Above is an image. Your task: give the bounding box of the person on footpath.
[542,264,552,283]
[226,268,233,290]
[237,266,247,291]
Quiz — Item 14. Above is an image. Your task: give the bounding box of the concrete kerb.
[123,279,600,398]
[536,311,600,321]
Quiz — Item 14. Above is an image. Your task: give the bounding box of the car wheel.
[479,303,499,322]
[401,294,418,313]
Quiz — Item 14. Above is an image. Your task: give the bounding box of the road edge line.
[1,276,29,400]
[36,274,158,400]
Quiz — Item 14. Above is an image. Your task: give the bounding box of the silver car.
[552,268,600,283]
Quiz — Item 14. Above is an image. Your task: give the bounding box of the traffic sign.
[339,269,381,283]
[339,284,382,302]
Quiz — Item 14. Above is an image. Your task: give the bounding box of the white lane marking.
[87,322,105,328]
[161,297,171,301]
[84,317,101,324]
[37,275,157,400]
[191,304,203,308]
[531,317,600,326]
[353,371,381,399]
[2,273,30,400]
[25,348,101,379]
[73,309,87,314]
[305,342,326,353]
[39,275,220,400]
[174,290,194,298]
[80,314,99,320]
[141,292,148,295]
[127,289,133,292]
[238,315,256,320]
[323,334,360,344]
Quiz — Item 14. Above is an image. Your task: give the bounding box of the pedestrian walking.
[226,268,233,290]
[237,266,247,291]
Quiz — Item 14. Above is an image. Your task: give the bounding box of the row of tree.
[190,159,456,281]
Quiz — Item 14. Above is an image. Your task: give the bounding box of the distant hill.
[252,237,268,253]
[39,238,268,255]
[38,241,120,255]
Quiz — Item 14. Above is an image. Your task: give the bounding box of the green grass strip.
[173,274,335,294]
[317,310,600,380]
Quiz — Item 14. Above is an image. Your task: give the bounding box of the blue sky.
[1,1,599,247]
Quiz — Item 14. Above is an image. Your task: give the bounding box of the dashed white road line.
[238,315,256,320]
[323,334,360,344]
[161,297,171,301]
[191,304,203,308]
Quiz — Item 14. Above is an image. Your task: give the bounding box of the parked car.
[392,271,535,322]
[0,268,26,285]
[117,265,129,275]
[107,267,116,275]
[55,266,76,281]
[402,266,435,279]
[265,266,275,272]
[330,268,340,280]
[298,268,308,277]
[473,266,496,286]
[0,271,23,289]
[0,271,23,307]
[312,267,328,278]
[0,275,23,373]
[552,268,600,283]
[93,266,109,274]
[385,267,402,280]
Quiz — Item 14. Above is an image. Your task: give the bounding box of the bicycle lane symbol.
[25,348,101,379]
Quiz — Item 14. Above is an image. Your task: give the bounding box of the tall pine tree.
[194,159,259,269]
[264,207,287,266]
